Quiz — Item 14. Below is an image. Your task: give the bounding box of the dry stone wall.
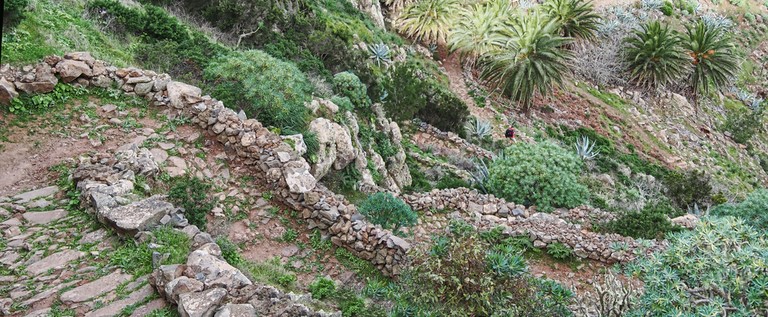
[0,53,410,276]
[72,146,339,316]
[411,121,495,160]
[403,188,665,264]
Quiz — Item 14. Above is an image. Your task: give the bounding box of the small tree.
[683,20,738,112]
[623,21,688,92]
[357,192,417,233]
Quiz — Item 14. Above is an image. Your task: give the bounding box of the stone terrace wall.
[411,121,494,160]
[73,147,338,316]
[403,188,664,264]
[0,53,409,276]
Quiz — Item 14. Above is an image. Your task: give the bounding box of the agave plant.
[395,0,462,45]
[624,21,688,91]
[686,203,710,216]
[480,10,572,113]
[368,42,392,66]
[683,20,738,111]
[542,0,601,41]
[448,0,516,61]
[575,135,599,160]
[464,117,492,142]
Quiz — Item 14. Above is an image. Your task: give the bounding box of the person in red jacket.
[505,126,515,140]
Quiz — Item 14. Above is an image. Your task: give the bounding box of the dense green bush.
[628,217,768,316]
[663,169,712,209]
[333,72,370,108]
[712,188,768,231]
[2,0,28,26]
[330,96,355,113]
[204,50,313,133]
[395,230,573,316]
[420,84,469,134]
[601,203,683,239]
[723,106,763,144]
[487,141,589,212]
[309,277,337,300]
[357,193,418,233]
[435,175,470,189]
[381,61,428,122]
[546,242,573,260]
[89,0,188,42]
[167,176,214,230]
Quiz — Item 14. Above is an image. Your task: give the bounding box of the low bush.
[628,217,768,316]
[333,72,370,108]
[435,175,470,189]
[419,84,469,134]
[89,0,188,42]
[167,176,214,230]
[330,95,354,113]
[357,193,417,233]
[394,230,573,316]
[601,202,683,239]
[722,106,763,144]
[309,277,337,300]
[381,60,428,122]
[711,188,768,231]
[663,169,712,209]
[216,237,243,266]
[487,141,589,212]
[546,242,573,260]
[204,50,313,133]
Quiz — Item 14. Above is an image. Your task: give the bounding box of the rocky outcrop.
[411,121,494,160]
[347,0,384,28]
[309,117,356,179]
[2,53,410,276]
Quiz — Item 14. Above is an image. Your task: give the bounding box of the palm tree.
[394,0,462,45]
[479,11,573,113]
[683,20,738,112]
[448,0,517,63]
[624,21,689,92]
[542,0,600,41]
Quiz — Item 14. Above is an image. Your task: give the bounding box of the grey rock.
[167,81,202,109]
[281,134,307,156]
[165,276,205,303]
[12,186,58,203]
[85,284,155,317]
[0,77,18,105]
[283,160,316,194]
[214,304,256,317]
[135,82,154,95]
[21,209,68,225]
[98,195,175,235]
[150,148,169,164]
[57,59,92,82]
[26,249,85,276]
[60,270,133,304]
[178,288,227,317]
[185,249,252,290]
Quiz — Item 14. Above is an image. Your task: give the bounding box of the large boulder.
[185,249,252,291]
[309,117,355,179]
[178,288,227,317]
[283,160,316,194]
[167,81,202,109]
[0,77,18,105]
[280,134,307,157]
[97,195,175,235]
[56,59,93,82]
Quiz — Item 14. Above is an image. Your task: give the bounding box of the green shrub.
[660,1,674,15]
[419,84,469,134]
[2,0,28,26]
[381,60,428,122]
[357,192,417,233]
[712,188,768,231]
[663,170,712,209]
[167,176,214,230]
[487,141,589,212]
[601,203,683,239]
[546,242,573,260]
[333,72,370,108]
[89,0,188,42]
[330,95,354,113]
[628,217,768,316]
[309,277,337,300]
[723,107,763,144]
[396,231,573,316]
[276,273,297,287]
[435,175,470,189]
[216,237,243,267]
[204,50,313,133]
[110,227,190,276]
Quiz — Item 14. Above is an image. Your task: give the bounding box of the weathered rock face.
[56,59,93,82]
[283,160,317,194]
[0,77,18,105]
[309,117,356,179]
[167,81,202,109]
[11,63,58,94]
[671,214,699,229]
[347,0,384,28]
[98,195,176,235]
[281,134,307,157]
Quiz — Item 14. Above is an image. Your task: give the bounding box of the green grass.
[1,0,133,65]
[110,227,190,276]
[239,257,298,290]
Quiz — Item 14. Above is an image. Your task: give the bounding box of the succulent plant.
[368,42,392,66]
[575,135,600,160]
[464,117,492,142]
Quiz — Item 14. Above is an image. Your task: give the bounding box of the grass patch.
[110,227,190,276]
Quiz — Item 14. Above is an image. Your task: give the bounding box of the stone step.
[26,249,85,276]
[13,186,59,204]
[85,284,155,317]
[60,270,133,304]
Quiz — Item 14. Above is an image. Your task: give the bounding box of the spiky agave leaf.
[368,42,392,66]
[683,20,738,109]
[395,0,462,45]
[448,0,517,62]
[479,10,573,112]
[542,0,601,41]
[624,21,688,91]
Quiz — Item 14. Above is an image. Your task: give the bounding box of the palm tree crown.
[395,0,462,45]
[683,20,738,103]
[448,0,517,61]
[479,11,573,112]
[624,21,689,91]
[542,0,601,41]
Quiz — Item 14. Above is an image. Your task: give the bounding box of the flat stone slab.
[26,249,85,276]
[129,298,167,317]
[60,270,133,304]
[22,209,68,225]
[97,195,175,235]
[13,186,59,203]
[85,284,154,317]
